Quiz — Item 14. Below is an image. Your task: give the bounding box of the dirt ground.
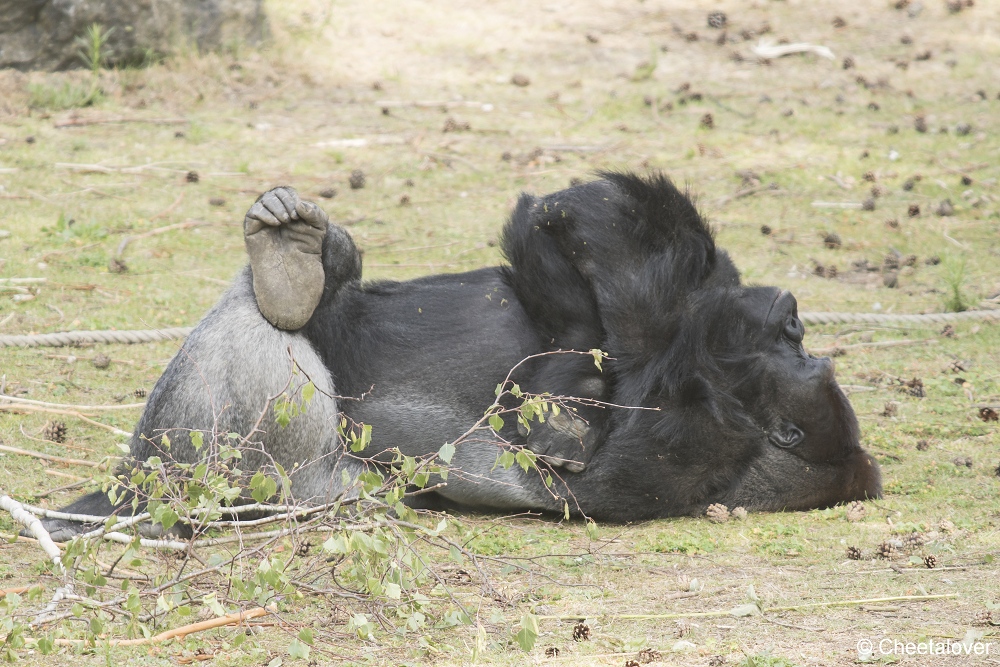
[1,0,999,665]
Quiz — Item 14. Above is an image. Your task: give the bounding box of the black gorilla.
[42,173,881,539]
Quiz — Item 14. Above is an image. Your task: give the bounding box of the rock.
[0,0,267,71]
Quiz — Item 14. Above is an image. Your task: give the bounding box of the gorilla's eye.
[783,317,803,343]
[769,422,804,449]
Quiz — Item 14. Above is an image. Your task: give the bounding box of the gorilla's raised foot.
[522,410,600,473]
[244,187,329,330]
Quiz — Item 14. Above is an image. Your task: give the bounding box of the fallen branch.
[0,586,30,598]
[0,404,132,437]
[54,116,188,129]
[752,39,835,60]
[49,607,267,646]
[116,219,209,260]
[150,192,185,221]
[0,443,106,468]
[0,495,65,573]
[810,338,938,355]
[0,394,145,411]
[811,201,862,209]
[539,594,958,621]
[37,478,93,498]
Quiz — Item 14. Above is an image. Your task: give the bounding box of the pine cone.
[625,661,640,667]
[41,420,67,443]
[972,610,994,626]
[544,647,560,658]
[902,532,927,550]
[572,622,590,641]
[92,353,111,369]
[923,554,937,569]
[846,545,863,560]
[637,648,662,663]
[134,388,147,398]
[731,506,748,520]
[876,541,897,560]
[707,11,727,28]
[705,503,730,523]
[845,500,866,522]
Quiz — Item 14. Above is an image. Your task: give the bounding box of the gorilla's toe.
[244,188,328,330]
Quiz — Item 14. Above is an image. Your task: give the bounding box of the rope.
[800,310,999,326]
[0,327,194,348]
[0,310,997,348]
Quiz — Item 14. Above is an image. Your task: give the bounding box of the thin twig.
[539,594,958,621]
[49,607,267,646]
[0,443,102,467]
[54,116,188,128]
[0,394,145,411]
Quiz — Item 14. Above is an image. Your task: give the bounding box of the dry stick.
[116,219,209,260]
[37,478,93,498]
[0,443,102,468]
[0,404,133,437]
[537,594,958,621]
[0,587,30,598]
[810,338,938,355]
[0,495,65,573]
[50,607,267,646]
[150,192,185,221]
[0,394,145,411]
[54,116,188,128]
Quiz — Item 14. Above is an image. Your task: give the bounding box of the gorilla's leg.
[500,195,609,473]
[42,192,363,541]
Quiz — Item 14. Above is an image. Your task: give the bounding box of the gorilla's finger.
[274,187,301,221]
[295,200,330,230]
[261,191,293,224]
[244,203,280,235]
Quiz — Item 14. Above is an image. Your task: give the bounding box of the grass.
[1,0,998,664]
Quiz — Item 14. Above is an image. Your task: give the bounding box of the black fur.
[42,172,881,538]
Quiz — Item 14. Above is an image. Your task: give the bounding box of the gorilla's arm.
[499,194,610,472]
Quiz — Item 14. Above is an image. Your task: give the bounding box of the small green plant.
[942,255,969,312]
[76,23,115,75]
[26,82,102,110]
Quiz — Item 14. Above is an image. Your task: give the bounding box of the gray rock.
[0,0,267,71]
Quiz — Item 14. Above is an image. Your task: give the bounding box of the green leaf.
[250,471,278,503]
[514,613,539,651]
[301,381,315,404]
[515,449,537,472]
[288,638,310,659]
[297,628,314,646]
[729,603,761,617]
[585,521,599,540]
[438,442,456,464]
[498,451,515,469]
[590,348,605,370]
[190,430,204,451]
[489,413,504,432]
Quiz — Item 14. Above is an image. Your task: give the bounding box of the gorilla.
[42,172,881,539]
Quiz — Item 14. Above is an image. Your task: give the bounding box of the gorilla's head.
[701,286,882,512]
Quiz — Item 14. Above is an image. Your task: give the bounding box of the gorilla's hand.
[520,409,600,473]
[244,187,329,330]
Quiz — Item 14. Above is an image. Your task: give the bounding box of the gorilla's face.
[711,287,881,511]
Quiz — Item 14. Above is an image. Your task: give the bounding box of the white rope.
[0,327,194,348]
[0,310,996,349]
[800,311,999,326]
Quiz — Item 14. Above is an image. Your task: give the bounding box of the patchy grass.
[0,0,998,664]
